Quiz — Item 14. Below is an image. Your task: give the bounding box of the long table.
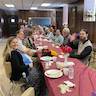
[34,37,96,96]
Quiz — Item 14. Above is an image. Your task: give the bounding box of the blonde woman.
[3,36,31,80]
[3,36,41,96]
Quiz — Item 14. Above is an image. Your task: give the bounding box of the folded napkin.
[58,84,71,94]
[58,81,75,94]
[58,55,64,58]
[64,81,75,88]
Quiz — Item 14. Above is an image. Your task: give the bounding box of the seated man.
[70,29,93,64]
[16,30,33,56]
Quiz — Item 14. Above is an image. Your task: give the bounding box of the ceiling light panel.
[5,4,15,7]
[41,3,51,7]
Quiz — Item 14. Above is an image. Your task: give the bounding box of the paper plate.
[64,62,75,67]
[31,49,37,53]
[40,56,53,61]
[56,61,75,68]
[44,69,63,78]
[37,46,44,50]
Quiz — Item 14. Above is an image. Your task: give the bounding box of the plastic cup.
[53,57,57,62]
[63,68,69,76]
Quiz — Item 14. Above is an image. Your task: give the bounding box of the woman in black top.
[3,36,42,96]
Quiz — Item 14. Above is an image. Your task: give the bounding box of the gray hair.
[62,28,70,34]
[56,29,60,32]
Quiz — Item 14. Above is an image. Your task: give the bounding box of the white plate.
[58,55,64,58]
[37,46,48,50]
[55,46,59,48]
[56,61,64,69]
[44,69,63,78]
[56,61,75,68]
[40,56,53,61]
[64,62,75,67]
[43,46,48,49]
[48,40,53,42]
[43,39,48,41]
[37,46,44,50]
[31,49,37,53]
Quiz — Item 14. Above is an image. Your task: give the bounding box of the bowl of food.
[56,61,64,69]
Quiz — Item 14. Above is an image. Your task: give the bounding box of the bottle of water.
[68,66,74,79]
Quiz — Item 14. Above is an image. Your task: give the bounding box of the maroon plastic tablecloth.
[35,38,96,96]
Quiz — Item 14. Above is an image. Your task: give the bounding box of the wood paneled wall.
[0,10,56,37]
[56,8,63,29]
[17,10,56,25]
[68,1,96,43]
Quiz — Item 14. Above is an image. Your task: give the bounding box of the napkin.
[58,84,71,94]
[56,46,59,48]
[64,81,75,88]
[58,81,75,94]
[58,55,64,58]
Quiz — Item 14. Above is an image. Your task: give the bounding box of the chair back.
[0,87,5,96]
[0,75,12,96]
[3,61,12,78]
[21,87,35,96]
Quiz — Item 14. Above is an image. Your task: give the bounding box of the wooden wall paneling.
[93,23,96,43]
[0,10,57,37]
[68,1,96,43]
[68,6,77,33]
[56,8,63,29]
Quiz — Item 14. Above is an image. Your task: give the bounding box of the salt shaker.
[68,66,74,79]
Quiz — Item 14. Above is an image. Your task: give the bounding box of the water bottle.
[68,66,74,79]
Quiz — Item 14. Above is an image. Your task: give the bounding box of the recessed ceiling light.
[30,7,38,10]
[41,3,51,7]
[5,4,15,7]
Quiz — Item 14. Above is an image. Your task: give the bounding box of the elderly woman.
[62,27,71,46]
[53,29,64,46]
[45,28,54,40]
[3,36,42,96]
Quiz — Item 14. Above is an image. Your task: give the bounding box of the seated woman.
[69,29,93,64]
[3,36,42,96]
[62,27,71,46]
[23,30,36,49]
[53,29,64,46]
[45,28,54,41]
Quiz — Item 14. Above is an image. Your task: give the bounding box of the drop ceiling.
[0,0,78,10]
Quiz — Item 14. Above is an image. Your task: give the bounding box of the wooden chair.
[0,86,35,96]
[3,61,12,78]
[0,75,35,96]
[92,44,96,62]
[21,87,35,96]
